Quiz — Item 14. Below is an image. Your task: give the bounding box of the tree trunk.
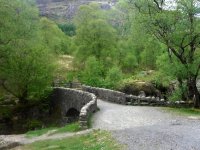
[187,77,200,108]
[177,77,187,101]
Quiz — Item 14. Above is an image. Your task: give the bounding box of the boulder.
[119,80,161,97]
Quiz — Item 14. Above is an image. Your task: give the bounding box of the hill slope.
[36,0,117,21]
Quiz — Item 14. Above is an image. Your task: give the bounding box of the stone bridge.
[82,85,167,106]
[50,88,97,128]
[50,85,191,129]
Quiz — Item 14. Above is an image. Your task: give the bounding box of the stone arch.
[65,108,80,123]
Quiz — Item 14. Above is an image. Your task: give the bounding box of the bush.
[121,54,138,73]
[58,23,76,36]
[168,85,187,102]
[78,57,105,87]
[105,66,123,89]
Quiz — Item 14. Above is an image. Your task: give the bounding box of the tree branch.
[153,0,163,10]
[1,80,18,98]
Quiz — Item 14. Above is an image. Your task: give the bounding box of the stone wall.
[79,94,97,129]
[82,85,167,106]
[126,95,166,106]
[50,88,97,128]
[82,85,126,104]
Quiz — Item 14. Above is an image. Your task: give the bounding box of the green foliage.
[164,107,200,116]
[78,57,123,89]
[26,122,81,138]
[121,53,138,73]
[168,79,188,102]
[117,40,138,73]
[74,3,117,67]
[40,18,72,54]
[107,1,134,38]
[1,46,55,101]
[140,38,163,69]
[0,0,39,49]
[105,67,123,89]
[156,52,187,81]
[26,127,56,138]
[79,57,105,87]
[168,88,184,102]
[66,71,76,82]
[58,22,76,36]
[0,0,62,103]
[53,122,80,134]
[133,0,200,106]
[21,130,123,150]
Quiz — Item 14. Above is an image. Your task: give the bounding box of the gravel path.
[93,100,200,150]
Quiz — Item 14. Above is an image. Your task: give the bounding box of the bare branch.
[153,0,162,10]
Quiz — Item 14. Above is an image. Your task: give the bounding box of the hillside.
[36,0,117,21]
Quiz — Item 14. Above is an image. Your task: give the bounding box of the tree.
[0,0,56,103]
[156,52,188,100]
[133,0,200,108]
[0,0,39,59]
[107,0,134,38]
[140,38,163,69]
[58,22,76,37]
[74,3,117,67]
[117,40,138,72]
[40,18,71,54]
[79,56,105,87]
[105,66,123,89]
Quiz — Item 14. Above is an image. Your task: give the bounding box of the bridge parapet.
[50,88,97,128]
[82,85,126,104]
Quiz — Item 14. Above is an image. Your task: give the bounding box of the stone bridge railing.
[50,88,97,129]
[82,85,126,104]
[126,94,166,106]
[82,85,167,106]
[82,85,192,107]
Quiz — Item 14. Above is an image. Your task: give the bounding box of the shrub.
[58,23,76,36]
[168,85,187,102]
[105,66,123,89]
[79,57,105,87]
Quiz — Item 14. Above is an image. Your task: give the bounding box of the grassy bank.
[18,130,123,150]
[163,107,200,117]
[26,122,80,138]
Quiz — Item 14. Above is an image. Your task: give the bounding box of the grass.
[26,122,81,138]
[18,130,123,150]
[52,122,81,134]
[87,113,93,128]
[163,107,200,116]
